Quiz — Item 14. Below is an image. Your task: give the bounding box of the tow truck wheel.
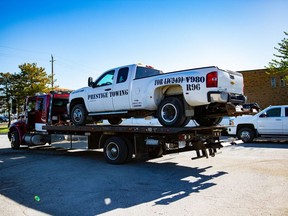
[71,104,87,126]
[157,97,186,127]
[104,137,128,164]
[237,127,254,143]
[11,131,20,150]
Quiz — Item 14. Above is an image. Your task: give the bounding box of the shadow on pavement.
[236,140,288,149]
[0,145,227,215]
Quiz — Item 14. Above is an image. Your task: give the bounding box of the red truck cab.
[8,92,70,149]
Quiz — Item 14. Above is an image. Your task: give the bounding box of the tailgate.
[218,69,243,94]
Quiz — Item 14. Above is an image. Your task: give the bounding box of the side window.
[285,108,288,117]
[266,108,281,117]
[36,98,44,111]
[117,67,129,84]
[271,77,276,88]
[135,67,161,79]
[280,78,286,88]
[27,98,36,112]
[95,70,115,87]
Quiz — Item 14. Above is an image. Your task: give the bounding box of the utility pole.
[50,55,55,89]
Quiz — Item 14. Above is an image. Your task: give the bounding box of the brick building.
[239,69,288,109]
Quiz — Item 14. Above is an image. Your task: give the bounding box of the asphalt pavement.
[1,134,288,216]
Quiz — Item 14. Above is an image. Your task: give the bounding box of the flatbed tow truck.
[45,124,224,164]
[8,92,224,164]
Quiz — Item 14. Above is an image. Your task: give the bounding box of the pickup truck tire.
[104,137,128,164]
[237,127,254,143]
[194,117,222,127]
[71,104,87,126]
[108,118,122,125]
[157,97,186,127]
[11,131,20,149]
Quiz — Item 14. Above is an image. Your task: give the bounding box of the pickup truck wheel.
[157,97,186,127]
[11,131,20,149]
[71,104,87,126]
[181,117,191,127]
[104,137,128,164]
[194,117,223,127]
[108,118,122,125]
[237,127,254,143]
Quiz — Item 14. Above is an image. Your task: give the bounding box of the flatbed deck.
[45,124,225,135]
[44,124,225,164]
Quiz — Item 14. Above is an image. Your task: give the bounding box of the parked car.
[242,103,261,112]
[0,115,8,123]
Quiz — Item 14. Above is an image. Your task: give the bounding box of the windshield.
[53,98,69,108]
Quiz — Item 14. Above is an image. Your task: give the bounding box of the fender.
[8,121,27,145]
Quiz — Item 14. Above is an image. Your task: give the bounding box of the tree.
[267,31,288,80]
[0,63,54,118]
[18,63,52,95]
[0,72,15,126]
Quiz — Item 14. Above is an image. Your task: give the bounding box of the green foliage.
[267,31,288,80]
[0,63,54,114]
[0,126,8,134]
[0,72,14,117]
[17,63,51,95]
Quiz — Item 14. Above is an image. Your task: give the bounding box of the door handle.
[105,88,112,91]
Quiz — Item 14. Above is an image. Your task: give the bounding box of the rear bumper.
[208,91,246,105]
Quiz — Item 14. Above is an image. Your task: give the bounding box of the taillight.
[206,71,218,88]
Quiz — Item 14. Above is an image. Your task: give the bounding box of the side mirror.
[259,113,267,118]
[88,77,94,87]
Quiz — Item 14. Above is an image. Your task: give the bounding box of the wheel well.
[155,85,184,105]
[237,124,257,136]
[99,134,110,148]
[70,98,85,113]
[99,134,134,149]
[8,127,22,144]
[162,85,183,96]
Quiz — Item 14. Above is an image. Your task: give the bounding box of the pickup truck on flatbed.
[68,64,246,127]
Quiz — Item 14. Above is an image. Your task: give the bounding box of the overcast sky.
[1,0,288,89]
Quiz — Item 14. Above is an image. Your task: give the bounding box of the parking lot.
[1,134,288,216]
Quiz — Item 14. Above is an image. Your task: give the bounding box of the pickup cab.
[227,105,288,142]
[68,63,246,127]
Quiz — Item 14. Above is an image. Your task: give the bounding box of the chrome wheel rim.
[161,103,177,123]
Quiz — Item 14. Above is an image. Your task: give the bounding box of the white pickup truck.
[227,105,288,142]
[68,63,246,127]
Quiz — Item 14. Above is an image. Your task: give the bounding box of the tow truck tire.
[11,131,20,150]
[148,146,163,159]
[104,137,128,164]
[157,97,186,127]
[123,137,134,162]
[237,127,254,143]
[71,104,87,126]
